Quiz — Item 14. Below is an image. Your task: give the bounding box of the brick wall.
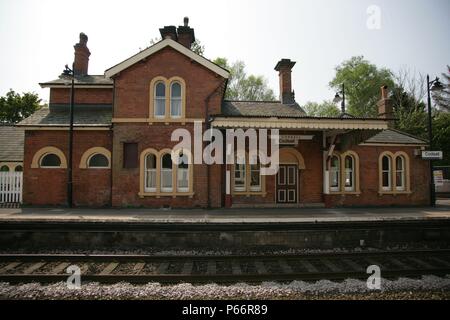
[23,130,112,206]
[49,88,113,105]
[324,145,429,207]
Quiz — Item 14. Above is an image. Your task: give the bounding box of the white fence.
[0,172,23,203]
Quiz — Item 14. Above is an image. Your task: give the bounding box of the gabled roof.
[40,75,113,88]
[362,128,427,145]
[105,38,230,79]
[221,100,307,118]
[0,125,24,161]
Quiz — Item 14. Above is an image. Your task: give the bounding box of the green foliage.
[432,111,450,165]
[432,65,450,112]
[0,90,42,124]
[391,85,428,139]
[213,57,276,101]
[330,56,394,117]
[303,100,340,117]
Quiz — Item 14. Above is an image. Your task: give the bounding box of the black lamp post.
[426,74,443,207]
[62,64,75,208]
[333,83,346,114]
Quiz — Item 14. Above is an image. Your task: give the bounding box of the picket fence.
[0,172,23,203]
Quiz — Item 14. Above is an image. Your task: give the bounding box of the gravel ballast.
[0,276,449,300]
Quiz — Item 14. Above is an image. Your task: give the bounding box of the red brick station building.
[17,19,430,209]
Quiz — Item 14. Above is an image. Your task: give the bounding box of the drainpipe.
[204,78,227,208]
[110,78,116,207]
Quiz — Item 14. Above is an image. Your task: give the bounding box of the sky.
[0,0,449,105]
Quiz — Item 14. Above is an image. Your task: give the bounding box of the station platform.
[0,200,449,224]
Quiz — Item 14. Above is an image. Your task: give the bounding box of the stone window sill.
[138,192,195,198]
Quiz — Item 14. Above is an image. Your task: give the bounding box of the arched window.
[161,153,173,192]
[177,152,189,192]
[0,165,9,172]
[234,154,246,192]
[249,154,261,192]
[154,82,166,118]
[395,156,405,191]
[15,165,23,172]
[88,154,109,168]
[145,153,157,192]
[40,154,62,168]
[330,155,340,192]
[344,155,355,191]
[381,155,392,191]
[170,82,182,118]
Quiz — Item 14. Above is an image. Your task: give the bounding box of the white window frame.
[249,163,261,192]
[154,81,166,118]
[330,155,340,192]
[40,153,62,168]
[160,153,173,192]
[176,153,189,193]
[170,81,182,119]
[395,156,405,191]
[344,155,355,192]
[144,153,157,193]
[87,153,110,169]
[381,155,392,191]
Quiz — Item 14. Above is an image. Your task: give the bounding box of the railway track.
[0,249,449,284]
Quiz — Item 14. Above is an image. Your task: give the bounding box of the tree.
[0,90,42,124]
[303,100,340,117]
[213,57,276,101]
[432,111,450,165]
[432,65,450,112]
[330,56,394,117]
[149,37,205,56]
[391,68,428,138]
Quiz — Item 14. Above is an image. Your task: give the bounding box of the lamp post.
[426,74,443,207]
[62,64,75,208]
[333,83,346,114]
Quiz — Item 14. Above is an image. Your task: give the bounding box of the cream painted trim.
[148,76,187,122]
[40,85,113,89]
[139,147,194,197]
[231,152,266,196]
[378,151,411,194]
[105,38,229,79]
[360,143,427,147]
[112,118,204,123]
[31,146,67,169]
[0,162,23,172]
[79,147,111,169]
[212,117,389,130]
[279,147,306,169]
[20,127,110,131]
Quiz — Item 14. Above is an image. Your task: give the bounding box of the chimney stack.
[377,85,393,118]
[73,32,91,76]
[274,59,296,104]
[177,17,195,49]
[159,26,178,41]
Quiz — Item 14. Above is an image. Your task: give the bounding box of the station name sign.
[279,135,314,145]
[421,151,443,160]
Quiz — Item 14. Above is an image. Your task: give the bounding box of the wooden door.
[276,165,298,203]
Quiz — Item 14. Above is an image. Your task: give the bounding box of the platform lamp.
[62,64,75,208]
[333,83,346,114]
[426,75,443,207]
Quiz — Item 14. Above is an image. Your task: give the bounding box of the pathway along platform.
[0,202,449,251]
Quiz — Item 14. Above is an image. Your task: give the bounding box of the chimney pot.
[73,32,90,76]
[176,18,195,50]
